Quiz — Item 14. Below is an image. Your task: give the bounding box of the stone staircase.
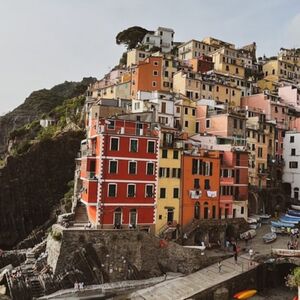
[73,204,89,227]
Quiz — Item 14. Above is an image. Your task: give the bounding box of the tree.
[286,266,300,299]
[116,26,149,50]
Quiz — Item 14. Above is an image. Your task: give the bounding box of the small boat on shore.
[240,229,256,240]
[291,205,300,211]
[233,289,257,299]
[271,226,283,233]
[272,248,300,257]
[263,232,277,243]
[271,221,295,228]
[288,210,300,217]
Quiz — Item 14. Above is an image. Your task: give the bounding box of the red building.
[79,116,159,232]
[181,149,221,227]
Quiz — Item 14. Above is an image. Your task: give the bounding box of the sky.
[1,0,300,115]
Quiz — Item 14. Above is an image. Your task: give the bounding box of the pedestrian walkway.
[129,255,259,300]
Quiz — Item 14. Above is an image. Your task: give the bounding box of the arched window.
[204,202,209,219]
[294,188,299,201]
[194,202,200,219]
[114,207,122,228]
[129,209,137,227]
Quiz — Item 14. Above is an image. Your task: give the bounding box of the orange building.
[131,56,163,98]
[181,149,221,227]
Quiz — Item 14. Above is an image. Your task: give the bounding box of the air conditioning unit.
[139,128,144,135]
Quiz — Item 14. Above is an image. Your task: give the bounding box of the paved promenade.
[129,254,258,300]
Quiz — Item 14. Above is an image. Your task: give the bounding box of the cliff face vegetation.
[0,130,84,249]
[0,77,95,155]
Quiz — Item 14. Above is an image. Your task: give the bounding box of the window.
[162,149,168,158]
[153,70,158,76]
[107,120,115,129]
[206,119,210,128]
[176,107,180,113]
[275,106,278,113]
[160,188,166,198]
[185,121,189,127]
[127,184,136,197]
[241,207,244,215]
[185,107,188,114]
[146,162,154,175]
[239,120,243,129]
[164,71,169,77]
[192,109,196,116]
[129,161,137,174]
[108,184,117,197]
[152,81,157,87]
[130,139,138,152]
[109,160,118,174]
[204,179,210,190]
[234,119,237,128]
[173,150,179,159]
[290,136,295,143]
[194,179,200,189]
[291,148,296,156]
[147,141,155,153]
[145,185,154,197]
[173,188,179,198]
[161,102,166,113]
[110,137,119,151]
[153,61,158,66]
[258,147,263,158]
[289,161,298,169]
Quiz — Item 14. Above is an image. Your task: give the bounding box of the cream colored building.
[126,49,150,67]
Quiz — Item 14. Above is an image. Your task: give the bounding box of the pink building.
[196,100,246,139]
[241,93,295,161]
[278,85,300,108]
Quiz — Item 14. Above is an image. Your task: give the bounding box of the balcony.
[98,123,157,137]
[82,149,96,157]
[86,172,97,180]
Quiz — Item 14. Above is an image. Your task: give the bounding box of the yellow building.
[126,49,150,67]
[212,50,245,78]
[178,39,218,61]
[246,116,275,189]
[212,82,242,106]
[174,96,197,136]
[156,138,182,236]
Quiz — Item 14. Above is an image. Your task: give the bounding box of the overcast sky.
[1,0,300,115]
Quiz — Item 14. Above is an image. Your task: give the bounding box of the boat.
[288,210,300,217]
[247,217,258,224]
[280,216,300,224]
[271,221,295,228]
[291,205,300,211]
[249,223,261,230]
[271,248,300,257]
[240,229,256,240]
[271,226,283,234]
[263,232,277,243]
[233,289,257,299]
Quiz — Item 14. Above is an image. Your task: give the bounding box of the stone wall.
[47,225,228,287]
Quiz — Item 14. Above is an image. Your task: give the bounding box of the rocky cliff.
[0,130,84,249]
[0,78,95,155]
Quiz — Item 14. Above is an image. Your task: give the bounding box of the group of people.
[74,281,84,291]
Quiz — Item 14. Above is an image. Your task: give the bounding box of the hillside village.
[76,26,300,237]
[3,26,300,300]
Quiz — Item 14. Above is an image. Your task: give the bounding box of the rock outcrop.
[0,131,84,249]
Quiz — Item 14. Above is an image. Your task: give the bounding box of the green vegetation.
[286,266,300,298]
[8,95,86,157]
[116,26,149,49]
[51,229,62,241]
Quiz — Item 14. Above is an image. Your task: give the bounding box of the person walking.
[249,248,254,266]
[218,260,222,273]
[232,243,238,264]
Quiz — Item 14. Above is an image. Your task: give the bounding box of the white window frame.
[127,184,136,197]
[129,138,138,153]
[152,81,157,87]
[206,119,210,128]
[110,137,119,151]
[109,160,118,174]
[108,183,117,197]
[146,162,154,175]
[128,161,137,175]
[145,184,154,198]
[107,120,115,129]
[153,70,159,76]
